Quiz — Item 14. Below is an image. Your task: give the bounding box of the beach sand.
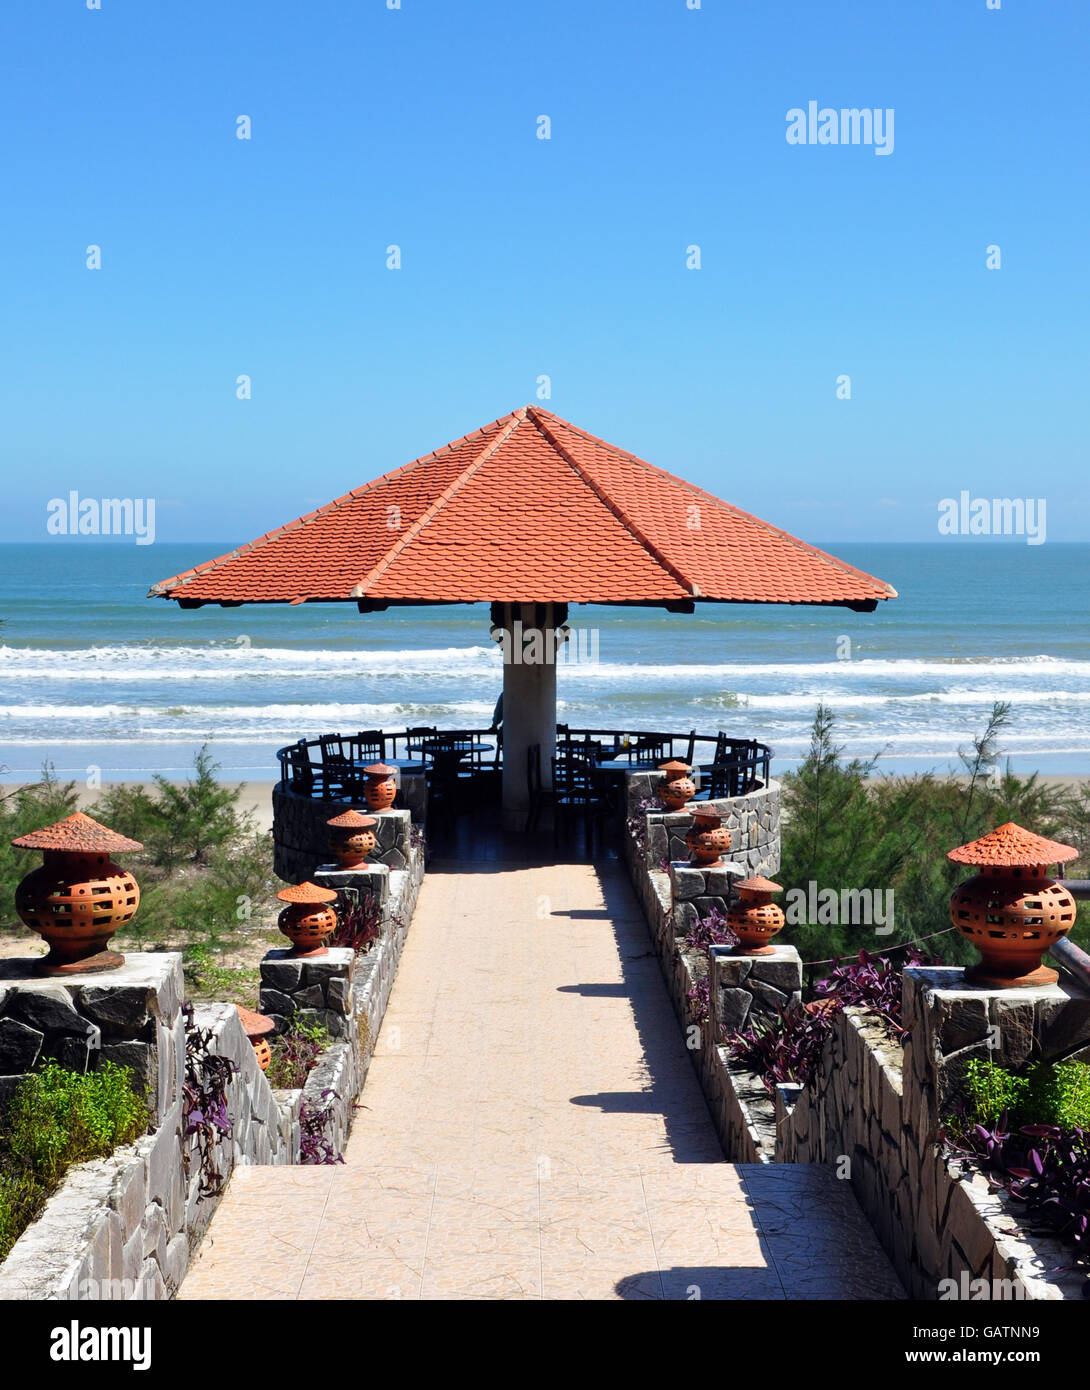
[7,779,279,834]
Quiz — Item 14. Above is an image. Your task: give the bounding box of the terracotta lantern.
[236,1004,276,1071]
[947,822,1078,988]
[276,881,339,958]
[685,811,732,868]
[727,877,785,956]
[657,760,696,811]
[326,808,377,868]
[361,763,397,813]
[12,812,142,975]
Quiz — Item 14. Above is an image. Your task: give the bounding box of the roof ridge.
[350,408,529,598]
[148,409,525,598]
[525,407,698,597]
[532,409,897,599]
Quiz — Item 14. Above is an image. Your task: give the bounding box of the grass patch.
[0,1061,149,1262]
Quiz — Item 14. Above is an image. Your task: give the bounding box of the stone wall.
[0,828,426,1300]
[273,782,424,881]
[776,967,1090,1300]
[627,775,780,882]
[622,781,783,1165]
[0,958,297,1301]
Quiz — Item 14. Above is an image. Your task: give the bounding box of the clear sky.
[1,1,1087,547]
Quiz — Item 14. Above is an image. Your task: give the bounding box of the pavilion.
[150,405,896,814]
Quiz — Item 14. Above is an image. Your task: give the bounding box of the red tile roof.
[12,812,143,854]
[150,407,896,609]
[947,822,1078,868]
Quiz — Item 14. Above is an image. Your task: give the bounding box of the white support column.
[495,602,565,823]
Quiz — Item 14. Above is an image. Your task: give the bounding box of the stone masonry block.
[260,954,305,992]
[0,1016,44,1072]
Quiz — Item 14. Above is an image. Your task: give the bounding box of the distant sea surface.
[1,542,1089,782]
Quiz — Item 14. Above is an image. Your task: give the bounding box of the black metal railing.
[276,727,772,802]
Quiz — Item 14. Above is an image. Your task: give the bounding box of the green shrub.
[146,745,250,870]
[0,1061,148,1261]
[779,702,1090,969]
[962,1058,1030,1127]
[956,1057,1090,1133]
[5,1061,149,1185]
[1024,1060,1090,1130]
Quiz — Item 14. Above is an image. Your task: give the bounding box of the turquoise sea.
[1,541,1088,782]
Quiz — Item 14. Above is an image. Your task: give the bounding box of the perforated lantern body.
[362,764,397,813]
[277,882,339,958]
[11,814,143,975]
[326,809,377,869]
[657,761,696,811]
[947,823,1079,988]
[949,864,1077,987]
[726,877,785,956]
[685,813,731,868]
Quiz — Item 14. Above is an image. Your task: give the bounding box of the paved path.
[180,860,904,1300]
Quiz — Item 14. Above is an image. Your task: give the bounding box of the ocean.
[1,541,1088,783]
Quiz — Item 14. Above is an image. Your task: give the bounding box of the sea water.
[0,541,1087,782]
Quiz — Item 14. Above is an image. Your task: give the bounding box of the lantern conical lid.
[658,760,692,775]
[736,876,782,894]
[276,881,338,904]
[947,821,1078,868]
[11,811,143,854]
[236,1004,275,1038]
[326,809,377,829]
[362,763,396,777]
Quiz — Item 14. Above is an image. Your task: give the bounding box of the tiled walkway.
[179,859,904,1300]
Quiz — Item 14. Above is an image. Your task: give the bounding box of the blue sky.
[1,0,1087,547]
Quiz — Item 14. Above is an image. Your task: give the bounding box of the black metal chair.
[526,743,556,832]
[349,730,386,763]
[631,735,669,766]
[552,750,612,844]
[284,740,316,794]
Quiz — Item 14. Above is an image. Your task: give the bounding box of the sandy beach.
[7,779,280,835]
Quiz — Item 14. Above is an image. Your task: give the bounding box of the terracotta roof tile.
[947,822,1078,868]
[326,809,377,828]
[12,812,143,854]
[150,407,896,609]
[235,1004,275,1038]
[276,881,339,904]
[735,876,783,893]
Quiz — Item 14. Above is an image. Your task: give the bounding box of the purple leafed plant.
[725,1004,836,1095]
[813,947,934,1041]
[299,1088,344,1165]
[687,975,710,1024]
[331,888,382,954]
[949,1121,1090,1275]
[626,795,663,855]
[683,906,737,954]
[181,1002,238,1199]
[265,1024,326,1090]
[724,949,938,1096]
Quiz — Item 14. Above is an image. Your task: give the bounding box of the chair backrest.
[552,751,598,801]
[681,729,697,765]
[633,735,668,765]
[350,730,386,762]
[319,733,348,760]
[285,743,314,793]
